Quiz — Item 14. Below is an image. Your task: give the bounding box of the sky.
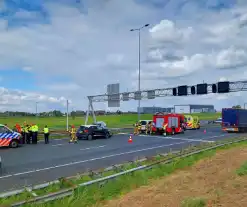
[0,0,247,113]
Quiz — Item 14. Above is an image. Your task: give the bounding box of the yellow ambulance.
[184,115,200,130]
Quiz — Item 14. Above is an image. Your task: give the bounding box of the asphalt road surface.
[0,126,243,193]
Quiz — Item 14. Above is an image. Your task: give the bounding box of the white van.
[139,120,152,133]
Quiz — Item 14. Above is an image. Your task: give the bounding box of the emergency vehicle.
[152,113,185,136]
[184,115,200,129]
[0,124,21,148]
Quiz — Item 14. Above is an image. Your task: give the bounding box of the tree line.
[0,110,138,117]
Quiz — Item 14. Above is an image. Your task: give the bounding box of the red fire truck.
[152,112,185,136]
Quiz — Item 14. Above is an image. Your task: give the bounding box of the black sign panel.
[147,90,155,99]
[218,81,230,93]
[191,86,196,95]
[178,85,187,96]
[196,83,207,95]
[172,88,177,96]
[122,93,129,101]
[134,92,141,100]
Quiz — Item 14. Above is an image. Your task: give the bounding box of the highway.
[0,126,242,193]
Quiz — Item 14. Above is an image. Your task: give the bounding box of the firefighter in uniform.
[69,125,77,143]
[145,122,150,134]
[163,123,168,136]
[138,122,142,134]
[133,122,139,135]
[146,121,152,135]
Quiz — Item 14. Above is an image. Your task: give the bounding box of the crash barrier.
[1,136,246,206]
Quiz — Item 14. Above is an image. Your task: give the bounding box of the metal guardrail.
[6,137,247,207]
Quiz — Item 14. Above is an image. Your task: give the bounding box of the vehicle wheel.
[105,132,110,139]
[87,135,93,140]
[9,140,19,148]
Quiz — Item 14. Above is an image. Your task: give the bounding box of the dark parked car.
[76,125,112,140]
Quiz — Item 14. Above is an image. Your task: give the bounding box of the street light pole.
[35,102,38,118]
[138,29,141,121]
[66,100,69,131]
[130,23,149,121]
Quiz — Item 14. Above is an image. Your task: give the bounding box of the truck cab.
[0,124,21,148]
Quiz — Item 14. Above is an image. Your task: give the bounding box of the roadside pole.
[66,100,69,131]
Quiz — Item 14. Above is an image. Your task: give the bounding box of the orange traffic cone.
[128,135,133,143]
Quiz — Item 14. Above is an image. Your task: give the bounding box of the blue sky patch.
[0,69,39,90]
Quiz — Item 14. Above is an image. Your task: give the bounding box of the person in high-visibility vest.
[145,123,149,134]
[31,124,38,144]
[43,125,49,144]
[25,124,30,144]
[163,123,168,136]
[133,122,139,135]
[138,122,142,134]
[69,125,77,143]
[147,121,152,135]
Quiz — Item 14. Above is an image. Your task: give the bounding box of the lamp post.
[130,23,149,121]
[35,102,38,118]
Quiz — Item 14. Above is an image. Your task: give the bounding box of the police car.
[0,124,21,148]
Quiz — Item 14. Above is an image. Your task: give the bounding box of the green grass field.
[0,112,221,130]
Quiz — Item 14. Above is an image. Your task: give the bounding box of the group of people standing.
[11,122,78,145]
[13,122,50,144]
[133,121,154,135]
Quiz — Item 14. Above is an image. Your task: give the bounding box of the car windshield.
[79,126,88,131]
[140,121,146,125]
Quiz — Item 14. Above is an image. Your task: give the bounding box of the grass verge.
[0,112,220,129]
[3,139,243,207]
[236,160,247,176]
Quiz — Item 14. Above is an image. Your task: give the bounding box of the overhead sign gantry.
[85,80,247,124]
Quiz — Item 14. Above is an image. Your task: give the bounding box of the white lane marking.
[0,140,191,179]
[205,134,226,139]
[146,135,215,143]
[51,143,66,147]
[80,145,106,151]
[38,138,68,143]
[140,134,228,143]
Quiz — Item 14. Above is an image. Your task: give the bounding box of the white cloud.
[0,0,247,112]
[0,87,68,112]
[149,19,193,45]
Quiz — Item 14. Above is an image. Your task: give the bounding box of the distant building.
[174,104,215,114]
[138,107,174,114]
